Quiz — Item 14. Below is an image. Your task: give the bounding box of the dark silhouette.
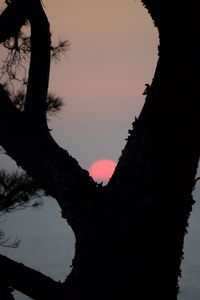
[0,0,200,299]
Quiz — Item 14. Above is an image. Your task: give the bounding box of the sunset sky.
[0,0,159,173]
[44,0,158,171]
[1,2,200,299]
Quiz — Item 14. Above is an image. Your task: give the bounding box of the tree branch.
[0,85,99,233]
[0,254,63,300]
[0,0,27,43]
[0,0,51,129]
[24,0,51,129]
[0,85,22,139]
[108,2,200,194]
[0,3,100,232]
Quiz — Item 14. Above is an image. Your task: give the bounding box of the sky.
[44,0,158,171]
[1,1,200,299]
[0,0,159,172]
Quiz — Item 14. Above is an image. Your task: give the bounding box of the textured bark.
[0,85,99,233]
[0,1,200,300]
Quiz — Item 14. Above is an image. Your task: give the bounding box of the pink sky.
[0,0,158,171]
[45,0,158,170]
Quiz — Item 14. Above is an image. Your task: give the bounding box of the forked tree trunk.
[62,4,200,299]
[62,23,200,300]
[0,1,200,300]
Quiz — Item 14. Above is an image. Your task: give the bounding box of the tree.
[0,46,65,248]
[0,0,200,299]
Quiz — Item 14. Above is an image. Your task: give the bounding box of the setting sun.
[89,159,117,183]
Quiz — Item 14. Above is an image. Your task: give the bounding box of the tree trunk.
[62,27,200,300]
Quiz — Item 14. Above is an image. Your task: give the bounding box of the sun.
[89,159,117,183]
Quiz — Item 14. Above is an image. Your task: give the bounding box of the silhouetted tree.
[0,20,66,247]
[0,0,200,299]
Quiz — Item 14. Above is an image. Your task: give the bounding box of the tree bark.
[0,254,62,299]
